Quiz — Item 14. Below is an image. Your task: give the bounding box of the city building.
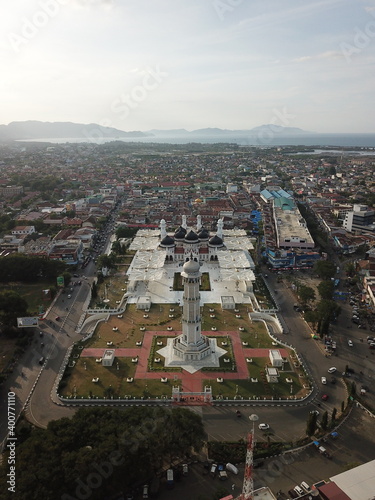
[343,204,375,234]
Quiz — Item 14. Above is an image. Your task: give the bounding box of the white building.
[269,350,283,368]
[102,349,115,367]
[343,204,375,234]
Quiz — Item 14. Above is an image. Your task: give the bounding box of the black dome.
[160,235,175,247]
[174,226,187,239]
[198,228,209,240]
[185,230,199,242]
[208,235,223,246]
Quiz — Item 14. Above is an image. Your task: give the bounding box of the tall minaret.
[181,258,202,345]
[172,257,211,361]
[196,215,202,231]
[217,218,224,239]
[160,219,167,239]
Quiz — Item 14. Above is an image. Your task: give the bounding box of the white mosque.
[122,215,256,372]
[125,215,256,309]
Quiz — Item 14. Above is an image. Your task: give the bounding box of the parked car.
[321,394,329,401]
[321,376,327,384]
[328,367,337,374]
[258,423,269,430]
[348,339,353,347]
[294,485,304,496]
[301,481,310,492]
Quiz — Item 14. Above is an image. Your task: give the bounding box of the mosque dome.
[184,230,199,242]
[174,226,187,240]
[183,258,200,274]
[198,228,209,240]
[208,234,223,247]
[159,235,175,247]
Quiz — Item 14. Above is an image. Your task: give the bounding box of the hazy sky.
[2,0,375,133]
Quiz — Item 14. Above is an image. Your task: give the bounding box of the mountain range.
[0,121,314,141]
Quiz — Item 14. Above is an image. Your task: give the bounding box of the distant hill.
[147,125,314,137]
[0,121,315,142]
[0,121,150,140]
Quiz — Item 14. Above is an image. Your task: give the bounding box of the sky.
[1,0,375,133]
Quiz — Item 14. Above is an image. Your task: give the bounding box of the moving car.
[348,339,353,347]
[328,367,337,374]
[321,376,327,384]
[321,394,329,401]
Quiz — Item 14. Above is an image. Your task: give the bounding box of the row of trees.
[0,406,205,500]
[294,261,341,336]
[0,254,67,283]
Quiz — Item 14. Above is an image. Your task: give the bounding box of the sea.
[17,133,375,149]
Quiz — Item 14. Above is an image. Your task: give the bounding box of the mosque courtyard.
[58,222,311,403]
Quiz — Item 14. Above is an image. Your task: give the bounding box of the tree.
[317,280,334,300]
[304,309,319,328]
[345,262,356,277]
[91,281,98,300]
[115,226,138,239]
[97,254,116,270]
[0,291,28,330]
[316,299,341,335]
[298,285,316,305]
[0,407,205,499]
[314,260,336,280]
[306,412,318,436]
[331,407,337,426]
[321,411,328,431]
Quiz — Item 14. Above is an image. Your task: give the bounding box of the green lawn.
[59,357,181,399]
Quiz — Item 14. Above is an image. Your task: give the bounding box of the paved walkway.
[81,330,288,393]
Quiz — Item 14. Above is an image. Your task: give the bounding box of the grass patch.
[172,272,211,291]
[59,356,181,399]
[0,281,55,315]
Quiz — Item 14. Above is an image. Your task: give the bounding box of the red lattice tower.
[239,432,254,500]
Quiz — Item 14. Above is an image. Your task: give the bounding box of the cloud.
[294,51,344,63]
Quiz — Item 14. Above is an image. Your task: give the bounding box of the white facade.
[173,259,211,361]
[102,349,115,367]
[269,349,283,367]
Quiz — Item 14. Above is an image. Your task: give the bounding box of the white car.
[321,376,327,384]
[328,367,337,374]
[258,423,270,430]
[348,339,353,347]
